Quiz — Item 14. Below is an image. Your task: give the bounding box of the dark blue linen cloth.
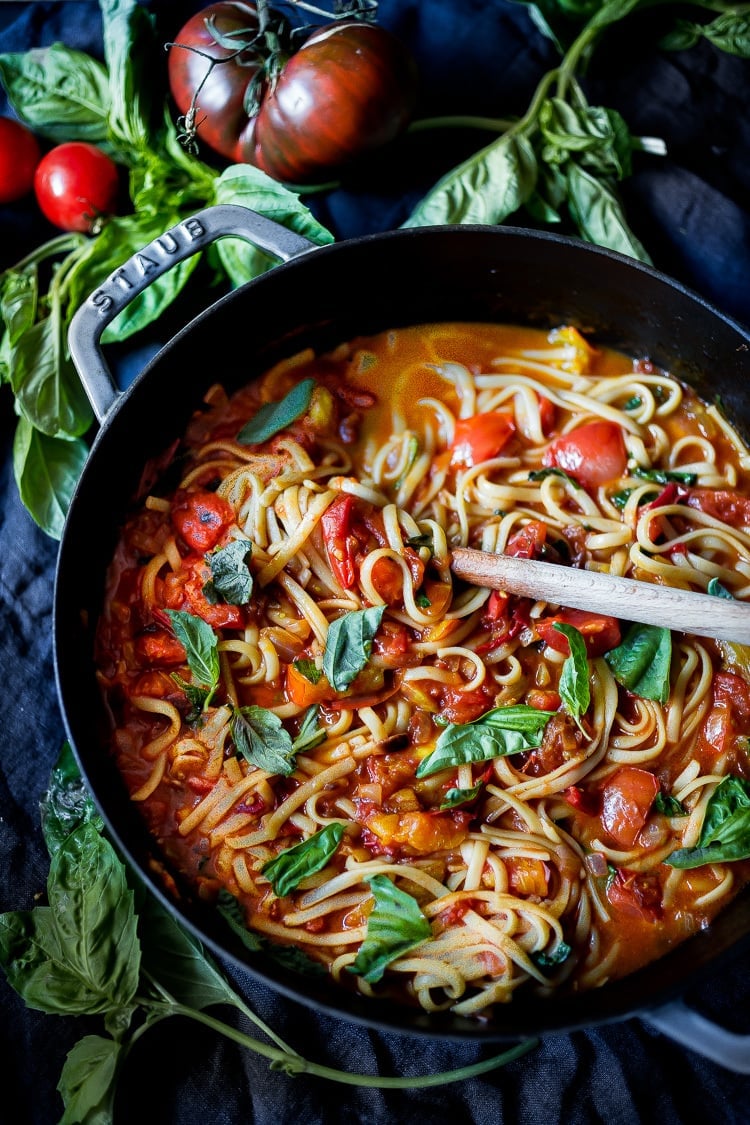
[2,3,750,1123]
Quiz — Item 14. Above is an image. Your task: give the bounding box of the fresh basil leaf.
[231,705,296,776]
[57,1035,121,1125]
[632,466,697,486]
[406,532,434,553]
[212,164,334,286]
[609,487,657,510]
[605,622,672,703]
[554,623,590,724]
[0,44,111,143]
[347,874,432,984]
[539,98,632,179]
[0,264,37,354]
[0,822,140,1016]
[415,592,432,609]
[10,307,93,439]
[440,779,485,810]
[697,12,750,57]
[416,704,554,778]
[293,658,322,685]
[170,673,211,720]
[653,791,687,817]
[100,0,158,152]
[708,577,734,599]
[40,742,102,859]
[528,467,582,488]
[532,940,572,969]
[237,378,316,445]
[262,823,345,897]
[565,162,651,263]
[165,609,219,694]
[205,539,253,606]
[322,604,386,692]
[660,19,702,51]
[13,418,88,540]
[291,706,327,755]
[667,777,750,868]
[403,132,537,228]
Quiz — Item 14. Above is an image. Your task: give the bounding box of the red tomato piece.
[543,421,627,488]
[171,489,234,552]
[0,117,41,203]
[526,689,561,712]
[536,608,621,657]
[699,670,750,757]
[322,494,357,589]
[450,411,515,468]
[135,629,186,666]
[538,394,556,436]
[163,555,243,629]
[506,519,547,559]
[607,869,662,921]
[686,488,750,528]
[600,766,659,848]
[439,684,495,724]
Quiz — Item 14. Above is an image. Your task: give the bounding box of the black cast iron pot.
[58,205,750,1068]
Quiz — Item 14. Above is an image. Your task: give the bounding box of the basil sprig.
[166,608,220,710]
[416,704,555,779]
[554,623,590,726]
[323,604,386,692]
[347,875,432,984]
[237,379,315,445]
[262,823,345,898]
[204,540,253,606]
[604,622,672,703]
[667,777,750,868]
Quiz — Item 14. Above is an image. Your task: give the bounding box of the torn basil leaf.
[604,622,672,703]
[347,874,431,984]
[667,777,750,868]
[416,704,554,778]
[708,577,734,600]
[231,706,296,776]
[440,779,485,810]
[262,823,345,897]
[528,467,582,489]
[293,658,322,684]
[166,609,220,696]
[554,622,590,725]
[237,378,315,445]
[322,604,386,692]
[632,466,697,486]
[291,706,326,755]
[170,674,211,721]
[653,791,687,817]
[204,539,253,606]
[532,941,572,970]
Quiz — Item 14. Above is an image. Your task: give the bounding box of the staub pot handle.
[67,204,316,423]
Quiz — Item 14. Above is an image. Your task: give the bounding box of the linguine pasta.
[96,322,750,1017]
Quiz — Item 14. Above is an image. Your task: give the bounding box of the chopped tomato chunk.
[162,555,243,629]
[171,489,234,551]
[686,488,750,528]
[506,519,547,559]
[321,494,357,589]
[607,869,662,921]
[543,421,627,489]
[536,608,621,657]
[135,629,186,666]
[600,766,659,848]
[450,411,515,468]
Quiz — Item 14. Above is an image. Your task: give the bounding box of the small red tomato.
[0,117,41,203]
[450,411,515,468]
[33,142,120,233]
[543,420,627,489]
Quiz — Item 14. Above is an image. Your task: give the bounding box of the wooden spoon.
[450,547,750,645]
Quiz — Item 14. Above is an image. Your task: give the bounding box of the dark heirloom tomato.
[168,4,418,183]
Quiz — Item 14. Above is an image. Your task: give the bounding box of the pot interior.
[55,225,750,1039]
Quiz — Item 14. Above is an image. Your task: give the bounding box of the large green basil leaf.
[13,418,88,540]
[166,609,219,693]
[323,604,386,692]
[262,823,345,897]
[100,0,158,152]
[212,165,334,286]
[41,741,102,860]
[231,705,296,776]
[403,132,538,228]
[0,822,140,1016]
[416,704,554,778]
[65,211,202,343]
[663,12,750,57]
[57,1034,122,1125]
[667,777,750,868]
[0,43,111,143]
[237,378,315,445]
[348,874,432,984]
[605,622,672,703]
[565,162,651,262]
[554,622,590,724]
[10,308,93,438]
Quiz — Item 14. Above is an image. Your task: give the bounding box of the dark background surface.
[2,2,750,1123]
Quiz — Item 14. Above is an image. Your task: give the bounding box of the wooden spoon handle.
[450,547,750,646]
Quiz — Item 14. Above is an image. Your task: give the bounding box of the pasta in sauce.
[96,322,750,1017]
